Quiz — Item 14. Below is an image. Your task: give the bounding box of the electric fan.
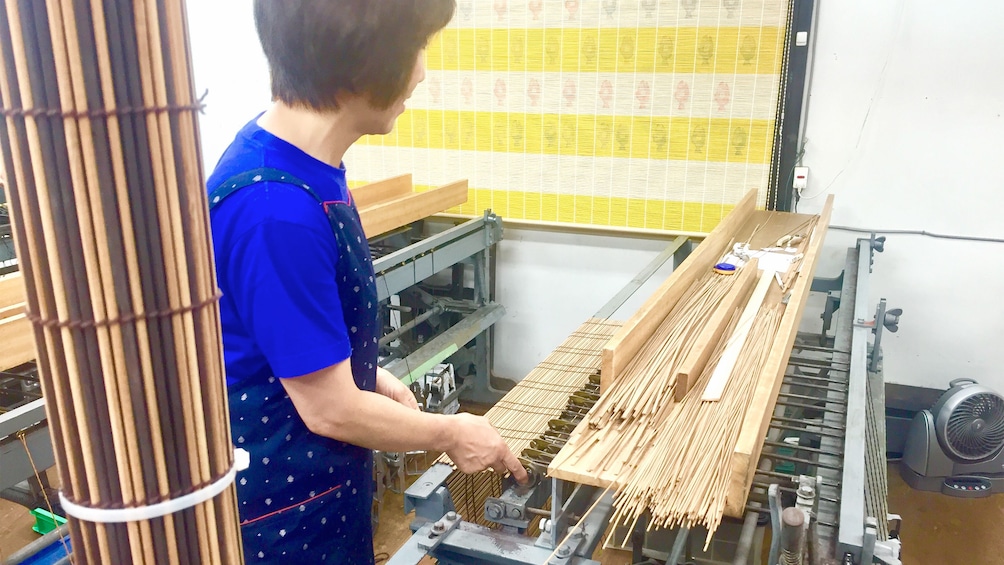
[901,378,1004,497]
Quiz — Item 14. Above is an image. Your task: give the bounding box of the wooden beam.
[0,313,36,370]
[723,195,834,517]
[357,179,468,238]
[349,173,412,209]
[674,263,757,401]
[0,272,25,309]
[701,269,774,402]
[600,188,759,392]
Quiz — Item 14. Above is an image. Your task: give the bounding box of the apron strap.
[208,167,321,211]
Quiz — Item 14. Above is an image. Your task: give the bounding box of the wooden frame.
[723,195,834,517]
[351,177,469,238]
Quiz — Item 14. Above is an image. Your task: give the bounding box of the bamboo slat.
[0,1,241,562]
[435,318,621,527]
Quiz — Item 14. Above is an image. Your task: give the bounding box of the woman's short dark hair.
[253,0,455,111]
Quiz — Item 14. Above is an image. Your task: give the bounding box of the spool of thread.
[713,263,737,275]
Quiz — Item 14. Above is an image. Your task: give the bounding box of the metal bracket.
[484,471,549,530]
[404,463,456,531]
[417,511,462,552]
[547,525,586,565]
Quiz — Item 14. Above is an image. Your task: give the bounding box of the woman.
[206,2,526,562]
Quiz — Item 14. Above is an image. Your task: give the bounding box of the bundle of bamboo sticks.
[610,304,784,547]
[0,1,241,563]
[547,272,748,485]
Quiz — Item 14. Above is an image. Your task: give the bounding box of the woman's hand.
[375,366,420,410]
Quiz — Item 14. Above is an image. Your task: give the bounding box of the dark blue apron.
[209,168,379,564]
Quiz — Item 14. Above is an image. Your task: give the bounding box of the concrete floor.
[886,462,1004,565]
[3,463,1002,563]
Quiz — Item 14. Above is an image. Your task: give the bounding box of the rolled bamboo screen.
[0,0,242,562]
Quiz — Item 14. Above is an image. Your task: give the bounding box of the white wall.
[795,0,1004,391]
[187,1,1004,391]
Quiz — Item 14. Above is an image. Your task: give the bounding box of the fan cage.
[944,392,1004,461]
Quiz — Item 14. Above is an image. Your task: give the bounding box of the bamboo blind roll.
[0,0,241,563]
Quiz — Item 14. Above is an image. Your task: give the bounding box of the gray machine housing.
[901,379,1004,497]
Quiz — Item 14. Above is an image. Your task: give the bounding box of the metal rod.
[768,422,848,440]
[758,452,844,471]
[791,344,849,355]
[777,391,848,405]
[788,357,850,370]
[379,305,444,346]
[763,440,843,457]
[775,400,847,414]
[594,235,689,319]
[754,470,841,488]
[783,372,848,384]
[780,378,849,392]
[771,416,848,432]
[732,510,761,565]
[779,508,805,565]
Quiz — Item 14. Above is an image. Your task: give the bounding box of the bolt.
[508,506,523,519]
[431,520,446,535]
[798,484,815,498]
[557,545,571,558]
[486,502,503,520]
[445,511,458,521]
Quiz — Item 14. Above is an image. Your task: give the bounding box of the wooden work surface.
[549,192,833,534]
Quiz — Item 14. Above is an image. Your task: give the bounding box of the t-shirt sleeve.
[223,217,352,378]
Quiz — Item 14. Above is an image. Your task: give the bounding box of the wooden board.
[349,174,412,209]
[701,270,774,402]
[723,195,834,517]
[0,272,25,309]
[357,179,468,238]
[0,313,35,370]
[599,188,759,392]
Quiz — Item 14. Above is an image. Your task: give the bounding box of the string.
[18,430,73,562]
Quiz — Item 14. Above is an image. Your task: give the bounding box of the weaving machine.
[389,193,902,565]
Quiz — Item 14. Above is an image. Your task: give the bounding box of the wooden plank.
[674,263,757,401]
[348,173,412,209]
[357,179,468,238]
[0,313,36,370]
[600,188,759,392]
[0,302,25,320]
[701,270,774,402]
[723,195,834,517]
[0,272,25,309]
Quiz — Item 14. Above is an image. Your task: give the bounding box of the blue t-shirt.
[207,117,353,386]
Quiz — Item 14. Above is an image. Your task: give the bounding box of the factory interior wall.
[792,0,1004,394]
[188,2,1004,394]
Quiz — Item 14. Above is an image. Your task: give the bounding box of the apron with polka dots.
[209,168,379,564]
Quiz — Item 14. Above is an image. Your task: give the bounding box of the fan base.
[900,464,1004,498]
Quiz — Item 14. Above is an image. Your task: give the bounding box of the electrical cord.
[828,225,1004,245]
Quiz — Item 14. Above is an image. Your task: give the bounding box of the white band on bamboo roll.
[58,448,250,524]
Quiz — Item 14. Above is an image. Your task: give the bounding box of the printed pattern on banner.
[346,0,790,233]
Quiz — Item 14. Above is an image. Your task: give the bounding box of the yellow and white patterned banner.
[346,0,791,233]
